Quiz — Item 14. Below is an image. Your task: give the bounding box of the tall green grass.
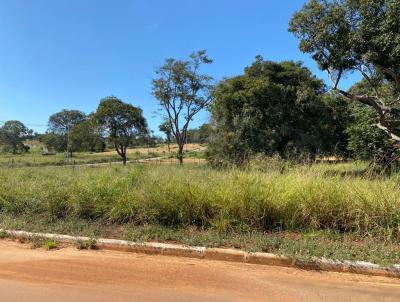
[1,162,399,240]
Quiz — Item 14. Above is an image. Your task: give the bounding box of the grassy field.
[100,143,204,156]
[1,160,400,265]
[0,143,203,167]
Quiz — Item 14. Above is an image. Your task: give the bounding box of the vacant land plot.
[1,161,400,265]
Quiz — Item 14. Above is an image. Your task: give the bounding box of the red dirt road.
[0,240,399,302]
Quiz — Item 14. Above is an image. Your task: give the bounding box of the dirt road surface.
[0,241,399,302]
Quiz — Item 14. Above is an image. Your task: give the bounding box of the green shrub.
[45,240,58,250]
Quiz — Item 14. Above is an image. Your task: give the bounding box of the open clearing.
[99,143,204,156]
[0,143,204,167]
[0,240,399,302]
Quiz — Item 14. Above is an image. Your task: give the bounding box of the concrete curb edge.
[2,229,399,278]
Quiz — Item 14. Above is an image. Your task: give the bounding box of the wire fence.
[2,155,207,169]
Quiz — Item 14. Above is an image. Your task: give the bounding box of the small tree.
[94,96,147,164]
[48,109,87,158]
[0,120,33,154]
[152,50,214,164]
[159,119,173,152]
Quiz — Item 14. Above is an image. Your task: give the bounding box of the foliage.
[69,120,105,153]
[28,236,58,250]
[152,50,213,163]
[45,240,58,250]
[94,96,148,164]
[75,238,97,250]
[40,133,68,152]
[48,109,87,135]
[159,119,173,151]
[186,123,210,144]
[208,58,348,165]
[319,92,351,156]
[0,120,33,154]
[346,104,387,160]
[342,80,390,160]
[47,109,87,157]
[289,0,400,167]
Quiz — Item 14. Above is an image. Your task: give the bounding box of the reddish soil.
[0,240,399,302]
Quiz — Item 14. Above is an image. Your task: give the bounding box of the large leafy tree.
[289,0,400,165]
[48,109,87,158]
[152,50,214,164]
[0,120,33,154]
[48,109,87,134]
[94,96,147,164]
[208,57,348,165]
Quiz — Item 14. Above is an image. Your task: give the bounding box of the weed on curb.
[45,240,58,250]
[75,239,97,250]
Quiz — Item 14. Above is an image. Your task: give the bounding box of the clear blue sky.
[0,0,358,134]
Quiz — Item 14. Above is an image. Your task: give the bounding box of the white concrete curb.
[2,229,399,278]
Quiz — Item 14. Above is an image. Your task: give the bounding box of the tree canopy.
[47,109,87,158]
[94,96,147,164]
[289,0,400,165]
[186,123,210,144]
[69,120,105,153]
[40,132,68,153]
[48,109,87,135]
[0,120,33,154]
[208,57,348,165]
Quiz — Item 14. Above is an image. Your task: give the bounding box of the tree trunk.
[66,149,73,162]
[115,144,127,165]
[122,145,127,165]
[338,89,400,142]
[166,134,171,152]
[177,144,184,165]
